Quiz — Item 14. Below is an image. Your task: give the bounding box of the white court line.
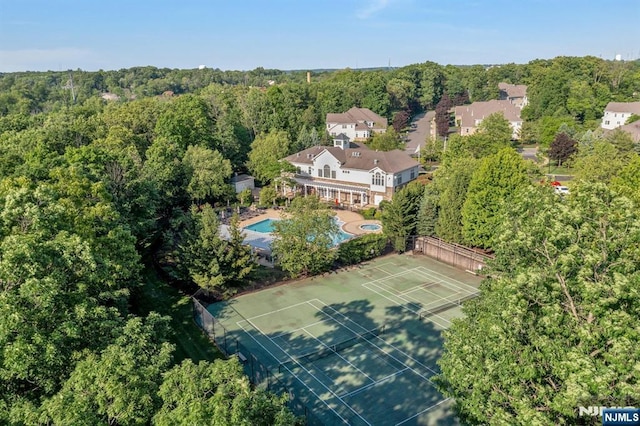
[242,308,372,425]
[415,266,480,293]
[271,317,334,339]
[301,329,374,382]
[309,300,439,379]
[235,320,352,425]
[362,281,451,329]
[398,285,469,312]
[372,265,397,276]
[395,397,452,425]
[309,300,453,425]
[244,300,314,322]
[339,367,410,399]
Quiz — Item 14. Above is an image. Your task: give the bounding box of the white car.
[554,185,570,195]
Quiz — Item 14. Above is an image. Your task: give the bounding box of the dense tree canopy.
[438,183,640,424]
[461,148,532,248]
[1,56,639,424]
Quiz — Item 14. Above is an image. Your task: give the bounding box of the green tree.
[611,153,640,206]
[222,214,256,290]
[271,196,338,277]
[367,127,403,152]
[571,140,628,183]
[605,127,636,154]
[461,148,531,248]
[434,157,478,243]
[182,145,233,203]
[476,112,513,146]
[247,130,292,184]
[438,183,640,424]
[154,358,297,426]
[180,204,229,291]
[381,182,424,252]
[43,314,174,426]
[416,183,439,236]
[258,186,278,207]
[154,94,215,150]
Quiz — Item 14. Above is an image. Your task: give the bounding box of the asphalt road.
[404,110,435,155]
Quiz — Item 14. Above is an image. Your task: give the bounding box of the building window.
[323,165,331,178]
[605,120,610,125]
[318,169,322,177]
[372,172,384,186]
[331,170,336,179]
[410,169,415,180]
[342,124,347,128]
[396,174,403,185]
[308,167,312,174]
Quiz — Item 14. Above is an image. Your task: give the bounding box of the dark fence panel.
[411,236,492,273]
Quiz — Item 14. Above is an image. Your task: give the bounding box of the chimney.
[307,72,311,84]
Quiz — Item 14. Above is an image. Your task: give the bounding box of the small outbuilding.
[231,174,255,193]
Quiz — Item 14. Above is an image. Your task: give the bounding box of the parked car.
[554,185,570,195]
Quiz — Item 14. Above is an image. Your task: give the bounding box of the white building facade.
[326,107,388,141]
[283,136,419,206]
[601,102,640,130]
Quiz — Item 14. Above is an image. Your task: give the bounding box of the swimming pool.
[243,218,352,246]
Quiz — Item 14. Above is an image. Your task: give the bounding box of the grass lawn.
[133,267,223,363]
[545,164,574,175]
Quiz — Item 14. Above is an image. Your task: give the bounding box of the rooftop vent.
[374,159,379,165]
[351,152,361,157]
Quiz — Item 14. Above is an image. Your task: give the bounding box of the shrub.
[337,234,388,266]
[362,207,377,220]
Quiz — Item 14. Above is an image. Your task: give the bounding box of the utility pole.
[63,71,77,104]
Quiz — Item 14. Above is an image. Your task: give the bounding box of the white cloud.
[0,48,95,72]
[356,0,392,19]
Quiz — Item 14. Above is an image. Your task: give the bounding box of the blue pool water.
[360,223,382,231]
[244,218,352,246]
[244,218,277,233]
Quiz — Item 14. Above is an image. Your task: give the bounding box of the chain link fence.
[193,298,347,425]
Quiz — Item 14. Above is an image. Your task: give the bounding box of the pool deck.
[239,208,382,237]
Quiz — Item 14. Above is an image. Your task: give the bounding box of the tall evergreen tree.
[416,183,440,236]
[435,157,478,243]
[382,181,424,252]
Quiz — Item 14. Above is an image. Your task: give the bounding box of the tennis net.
[418,291,480,320]
[279,325,383,372]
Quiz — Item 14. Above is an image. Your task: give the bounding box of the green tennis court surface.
[206,254,483,425]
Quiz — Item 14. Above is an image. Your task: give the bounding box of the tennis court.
[204,254,483,425]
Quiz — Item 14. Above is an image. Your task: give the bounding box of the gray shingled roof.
[604,102,640,114]
[618,121,640,142]
[498,82,527,99]
[284,144,418,174]
[326,107,388,130]
[455,100,522,128]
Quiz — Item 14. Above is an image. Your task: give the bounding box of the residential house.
[283,135,419,206]
[326,107,388,141]
[498,83,528,109]
[455,100,523,140]
[601,102,640,130]
[616,121,640,142]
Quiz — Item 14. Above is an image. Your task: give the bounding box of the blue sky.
[1,0,638,72]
